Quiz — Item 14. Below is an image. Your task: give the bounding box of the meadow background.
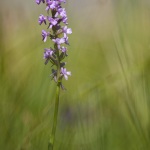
[1,0,150,149]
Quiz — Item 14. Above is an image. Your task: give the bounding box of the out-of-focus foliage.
[1,0,150,149]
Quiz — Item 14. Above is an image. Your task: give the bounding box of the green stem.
[48,82,61,150]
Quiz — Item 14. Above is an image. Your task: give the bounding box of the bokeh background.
[1,0,150,149]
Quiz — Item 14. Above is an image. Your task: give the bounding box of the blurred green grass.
[1,0,150,150]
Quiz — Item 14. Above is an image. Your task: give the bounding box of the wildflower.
[62,26,72,36]
[61,16,68,24]
[52,38,65,49]
[55,8,67,18]
[44,48,54,59]
[46,1,59,11]
[61,67,71,80]
[36,0,73,149]
[47,17,58,28]
[39,14,47,25]
[61,46,67,53]
[36,0,72,82]
[64,34,69,45]
[52,38,65,45]
[42,30,50,42]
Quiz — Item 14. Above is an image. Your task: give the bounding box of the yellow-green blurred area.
[1,0,150,149]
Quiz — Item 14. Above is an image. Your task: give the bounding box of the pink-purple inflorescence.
[36,0,72,85]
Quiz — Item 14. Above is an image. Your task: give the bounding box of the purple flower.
[53,38,65,45]
[44,48,54,59]
[46,1,59,11]
[55,8,67,18]
[53,38,65,49]
[61,67,71,80]
[61,16,68,24]
[36,0,72,82]
[42,30,50,42]
[36,0,45,5]
[62,26,72,36]
[47,17,58,28]
[64,34,69,45]
[61,46,67,53]
[39,14,47,25]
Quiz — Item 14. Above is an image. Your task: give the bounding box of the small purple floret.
[61,46,67,53]
[55,8,67,18]
[53,38,65,45]
[42,30,50,42]
[44,48,54,59]
[46,1,59,11]
[47,17,58,28]
[62,26,72,36]
[39,14,47,25]
[64,34,69,45]
[61,16,68,24]
[61,68,71,80]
